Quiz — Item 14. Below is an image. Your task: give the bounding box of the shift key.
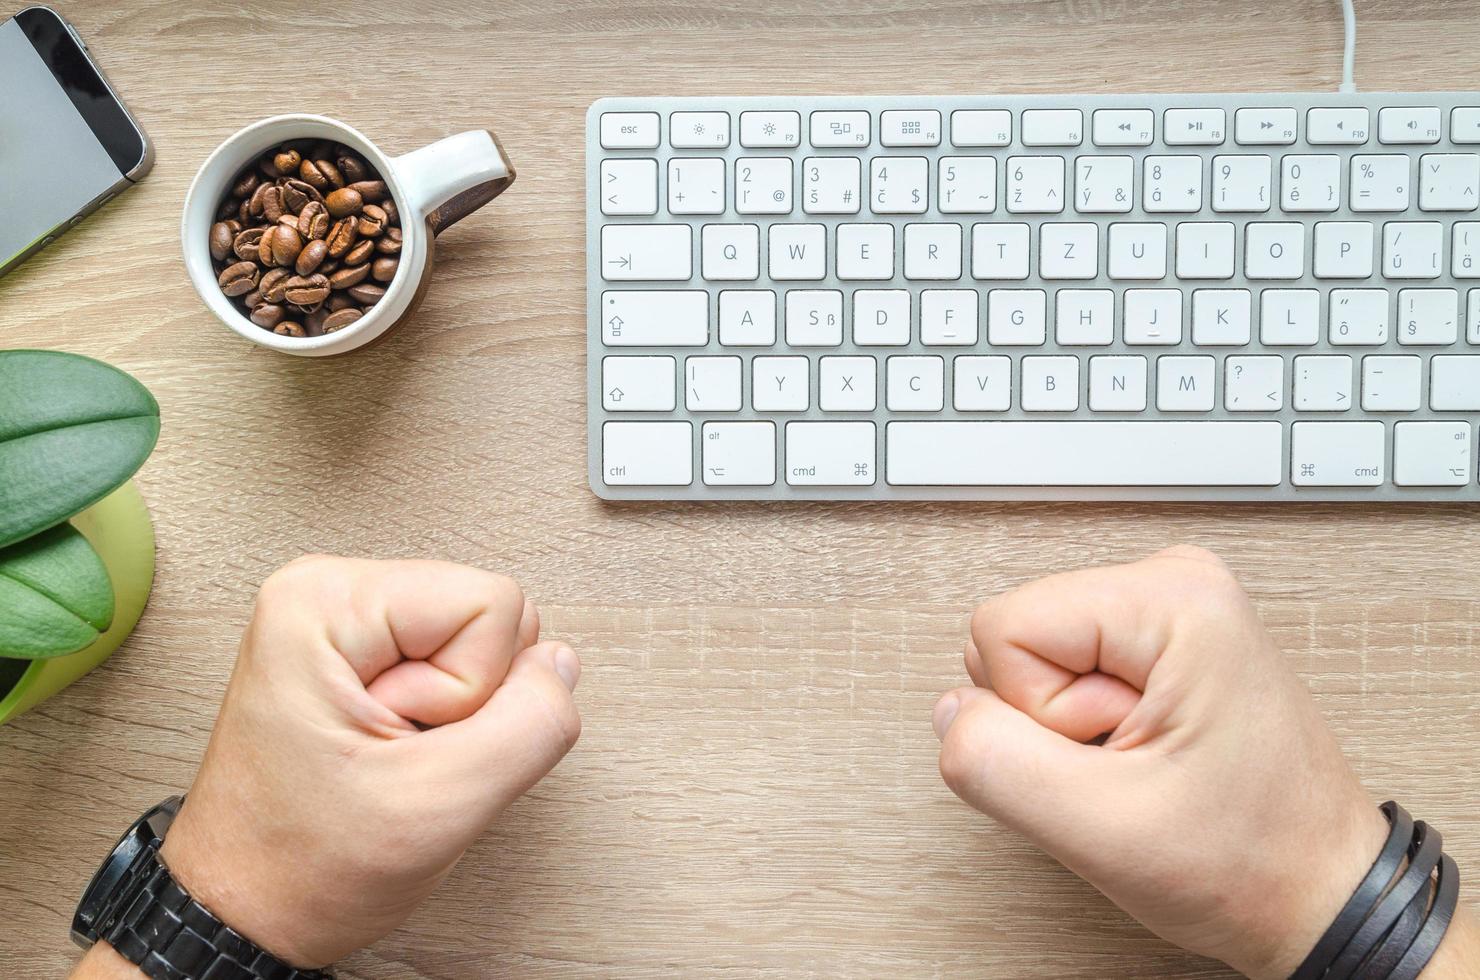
[601,224,693,281]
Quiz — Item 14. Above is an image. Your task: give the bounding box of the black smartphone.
[0,5,153,278]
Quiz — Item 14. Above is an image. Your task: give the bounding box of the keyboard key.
[1212,155,1271,212]
[1294,355,1353,411]
[1350,155,1411,211]
[1291,422,1385,486]
[785,289,843,345]
[1123,289,1182,344]
[852,289,910,345]
[1088,355,1147,411]
[819,356,877,411]
[600,159,658,215]
[1190,288,1249,344]
[971,223,1031,280]
[1092,109,1153,146]
[1022,109,1083,147]
[1164,108,1225,145]
[1005,156,1065,213]
[1245,223,1305,280]
[951,109,1012,146]
[702,223,760,281]
[1177,223,1236,280]
[1224,356,1284,411]
[1260,289,1320,345]
[1361,355,1422,412]
[668,158,725,214]
[739,111,800,147]
[1418,154,1480,211]
[810,110,871,148]
[836,223,896,280]
[600,112,660,149]
[1431,356,1480,410]
[881,110,942,147]
[871,156,930,213]
[1451,108,1480,144]
[987,289,1047,345]
[785,421,876,485]
[769,224,826,280]
[1397,288,1459,344]
[1235,107,1297,145]
[803,157,862,214]
[1313,221,1374,278]
[1455,224,1480,278]
[602,356,675,411]
[1021,356,1080,411]
[1470,289,1480,342]
[1055,289,1114,345]
[1075,155,1134,213]
[1378,106,1441,144]
[1394,422,1473,486]
[1107,223,1168,279]
[718,289,775,346]
[885,421,1282,486]
[939,157,997,213]
[1280,155,1341,212]
[602,421,692,485]
[1039,223,1098,280]
[1329,289,1390,345]
[1157,356,1215,411]
[670,111,731,149]
[886,356,945,411]
[921,290,979,345]
[685,356,743,412]
[601,224,692,281]
[702,421,776,486]
[1144,156,1203,212]
[1307,107,1370,145]
[904,223,963,280]
[601,290,708,346]
[753,356,810,411]
[953,356,1012,411]
[1382,221,1443,279]
[735,158,793,214]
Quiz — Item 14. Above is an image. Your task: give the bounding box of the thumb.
[420,641,583,817]
[935,687,1137,858]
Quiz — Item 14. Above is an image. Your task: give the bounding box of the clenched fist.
[79,556,581,975]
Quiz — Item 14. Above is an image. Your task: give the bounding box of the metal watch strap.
[100,848,331,980]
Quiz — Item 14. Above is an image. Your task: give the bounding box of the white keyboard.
[586,95,1480,501]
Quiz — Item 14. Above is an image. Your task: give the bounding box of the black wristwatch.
[73,796,333,980]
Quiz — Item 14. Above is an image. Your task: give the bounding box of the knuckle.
[257,554,334,604]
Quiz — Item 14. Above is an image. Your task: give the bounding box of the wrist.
[1422,904,1480,978]
[159,800,334,969]
[72,943,147,979]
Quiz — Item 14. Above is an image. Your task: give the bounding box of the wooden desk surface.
[3,1,1479,976]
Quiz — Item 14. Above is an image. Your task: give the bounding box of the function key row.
[600,107,1480,152]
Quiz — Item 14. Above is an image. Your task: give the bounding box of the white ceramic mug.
[182,114,515,356]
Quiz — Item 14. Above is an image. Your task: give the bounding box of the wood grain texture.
[2,1,1479,976]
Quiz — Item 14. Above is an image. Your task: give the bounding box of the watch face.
[71,797,183,948]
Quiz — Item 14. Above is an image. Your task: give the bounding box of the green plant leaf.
[0,522,114,659]
[0,350,160,549]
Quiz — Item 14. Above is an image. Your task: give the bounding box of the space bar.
[886,421,1284,486]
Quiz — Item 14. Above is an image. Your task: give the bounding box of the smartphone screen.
[0,8,148,270]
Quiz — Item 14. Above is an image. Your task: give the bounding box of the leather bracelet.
[1388,852,1461,980]
[1291,802,1414,980]
[1352,862,1433,980]
[1326,820,1444,980]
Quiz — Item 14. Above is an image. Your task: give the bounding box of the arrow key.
[600,158,659,215]
[602,355,676,411]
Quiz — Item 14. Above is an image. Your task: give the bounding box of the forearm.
[1424,905,1480,978]
[71,943,144,979]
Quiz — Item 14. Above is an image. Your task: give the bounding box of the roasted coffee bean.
[248,181,270,218]
[325,187,363,219]
[215,195,238,221]
[209,222,236,262]
[347,180,388,203]
[325,217,358,258]
[233,226,266,261]
[282,273,331,306]
[337,154,369,183]
[330,263,371,290]
[280,183,307,214]
[348,283,385,305]
[218,261,260,297]
[260,267,292,303]
[380,197,399,224]
[270,225,303,267]
[262,185,286,222]
[358,204,387,237]
[375,226,403,255]
[299,158,330,191]
[319,259,340,276]
[295,238,328,276]
[328,293,356,312]
[317,158,345,189]
[231,170,260,198]
[305,306,330,334]
[237,197,252,224]
[344,239,375,266]
[322,308,363,333]
[241,289,263,309]
[273,148,302,176]
[371,257,399,283]
[274,320,307,337]
[250,303,286,328]
[296,202,328,240]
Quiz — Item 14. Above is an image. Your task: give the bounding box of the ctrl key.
[602,421,692,486]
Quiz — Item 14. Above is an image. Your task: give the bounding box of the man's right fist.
[933,546,1387,979]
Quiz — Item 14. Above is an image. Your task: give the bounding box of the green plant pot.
[0,481,156,725]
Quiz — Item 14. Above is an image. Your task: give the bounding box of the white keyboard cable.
[1339,0,1358,93]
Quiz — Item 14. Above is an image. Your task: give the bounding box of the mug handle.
[392,129,516,235]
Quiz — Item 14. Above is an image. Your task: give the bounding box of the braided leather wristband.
[1389,852,1462,980]
[1326,821,1444,979]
